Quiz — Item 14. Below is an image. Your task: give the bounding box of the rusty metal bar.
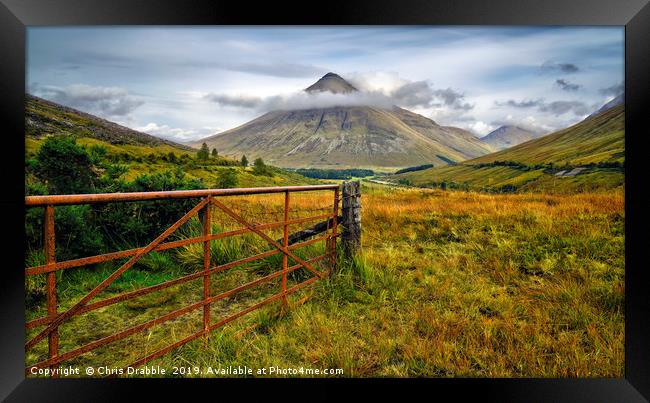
[202,197,212,335]
[211,198,325,279]
[28,254,328,371]
[125,273,320,370]
[282,191,289,307]
[26,184,343,375]
[26,213,334,276]
[26,197,210,352]
[25,185,339,207]
[44,205,59,376]
[26,235,332,330]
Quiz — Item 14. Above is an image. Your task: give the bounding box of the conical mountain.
[194,73,493,169]
[304,72,359,94]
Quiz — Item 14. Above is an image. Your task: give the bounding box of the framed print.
[1,0,649,401]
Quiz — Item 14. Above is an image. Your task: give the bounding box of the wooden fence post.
[341,181,361,258]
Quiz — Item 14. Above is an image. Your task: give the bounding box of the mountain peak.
[482,125,542,151]
[305,72,358,94]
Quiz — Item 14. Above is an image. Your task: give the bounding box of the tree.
[241,155,248,167]
[35,135,96,194]
[211,148,218,158]
[197,142,210,160]
[252,157,271,176]
[215,168,238,189]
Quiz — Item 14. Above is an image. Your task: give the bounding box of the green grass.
[25,184,624,378]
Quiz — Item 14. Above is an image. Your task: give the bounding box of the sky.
[27,26,624,142]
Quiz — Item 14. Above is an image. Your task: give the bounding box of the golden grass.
[25,184,624,377]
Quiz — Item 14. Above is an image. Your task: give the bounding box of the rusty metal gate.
[25,184,340,376]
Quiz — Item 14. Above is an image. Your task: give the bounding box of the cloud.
[227,62,326,78]
[496,96,589,116]
[432,88,474,110]
[599,82,624,96]
[204,77,474,114]
[541,61,579,74]
[538,100,589,116]
[29,83,144,117]
[489,115,551,134]
[181,60,326,78]
[135,122,223,142]
[391,81,436,108]
[467,120,495,136]
[204,93,264,108]
[495,98,545,108]
[555,79,581,91]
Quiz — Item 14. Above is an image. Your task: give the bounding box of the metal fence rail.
[25,184,340,376]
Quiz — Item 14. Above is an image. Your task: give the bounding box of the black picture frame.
[1,1,648,401]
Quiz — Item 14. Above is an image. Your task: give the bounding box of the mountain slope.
[481,125,543,151]
[194,73,493,169]
[194,105,493,170]
[587,93,623,119]
[26,94,195,151]
[471,104,624,166]
[390,104,624,193]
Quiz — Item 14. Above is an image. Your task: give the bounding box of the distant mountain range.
[390,103,624,192]
[193,73,494,169]
[481,125,543,151]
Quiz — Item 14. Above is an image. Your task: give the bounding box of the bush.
[215,168,238,189]
[252,158,272,176]
[35,136,96,194]
[25,204,105,262]
[88,145,108,165]
[93,169,203,247]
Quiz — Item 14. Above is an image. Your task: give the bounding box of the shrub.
[252,158,272,176]
[215,168,238,189]
[35,136,96,194]
[93,170,203,247]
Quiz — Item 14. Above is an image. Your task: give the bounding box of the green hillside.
[25,95,319,190]
[26,94,195,151]
[389,105,624,193]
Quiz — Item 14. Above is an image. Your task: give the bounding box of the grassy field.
[26,183,624,377]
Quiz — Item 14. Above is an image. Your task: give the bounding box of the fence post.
[44,205,59,377]
[341,181,361,258]
[330,187,339,271]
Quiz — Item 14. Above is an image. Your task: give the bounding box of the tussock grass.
[25,184,624,377]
